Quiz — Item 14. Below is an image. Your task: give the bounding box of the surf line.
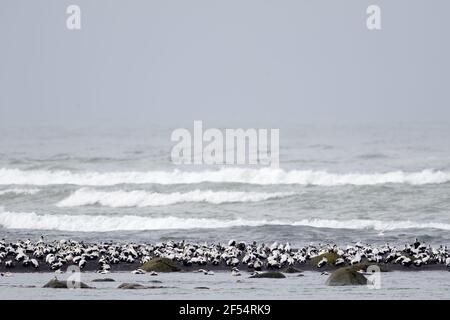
[171,121,279,167]
[179,304,214,318]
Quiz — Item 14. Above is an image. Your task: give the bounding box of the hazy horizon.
[1,0,449,126]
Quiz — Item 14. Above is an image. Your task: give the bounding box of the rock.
[92,278,115,282]
[118,283,148,289]
[310,252,340,266]
[140,257,181,272]
[249,272,286,279]
[118,282,167,289]
[43,278,92,289]
[325,267,368,286]
[282,266,302,273]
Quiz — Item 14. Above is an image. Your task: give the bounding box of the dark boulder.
[141,257,181,272]
[325,267,368,286]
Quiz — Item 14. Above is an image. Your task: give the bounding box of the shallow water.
[1,271,449,300]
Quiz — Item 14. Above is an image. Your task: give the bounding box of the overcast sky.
[0,0,449,126]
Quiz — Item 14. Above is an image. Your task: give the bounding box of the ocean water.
[1,123,450,246]
[2,270,450,300]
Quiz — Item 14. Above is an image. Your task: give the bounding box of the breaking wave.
[0,188,40,196]
[1,168,450,186]
[1,210,450,232]
[56,188,293,207]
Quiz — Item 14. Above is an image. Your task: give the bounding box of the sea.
[1,122,449,247]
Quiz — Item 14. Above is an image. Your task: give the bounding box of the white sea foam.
[1,210,449,232]
[1,168,450,186]
[0,188,40,196]
[57,188,293,207]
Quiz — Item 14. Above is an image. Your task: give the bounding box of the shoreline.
[2,262,447,273]
[1,238,449,274]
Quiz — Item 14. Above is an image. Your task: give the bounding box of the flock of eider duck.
[1,237,450,275]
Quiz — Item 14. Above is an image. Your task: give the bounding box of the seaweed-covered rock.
[249,272,286,279]
[310,252,340,265]
[43,278,92,289]
[325,267,368,286]
[141,257,181,272]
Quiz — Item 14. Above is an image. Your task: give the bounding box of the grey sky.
[0,0,449,126]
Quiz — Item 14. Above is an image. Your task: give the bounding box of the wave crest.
[1,168,450,186]
[0,210,449,232]
[57,188,293,207]
[0,188,40,196]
